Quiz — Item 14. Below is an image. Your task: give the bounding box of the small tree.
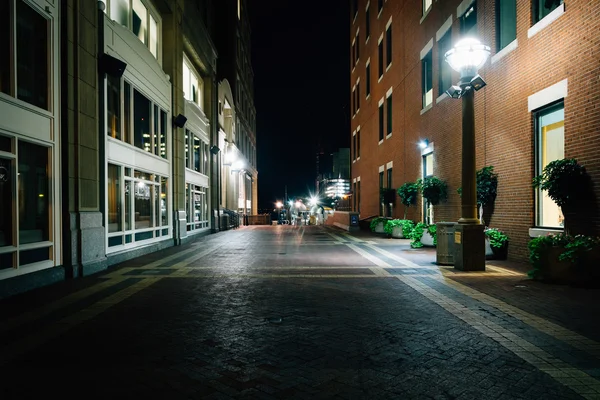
[532,158,589,234]
[419,177,448,224]
[457,166,498,225]
[397,182,419,219]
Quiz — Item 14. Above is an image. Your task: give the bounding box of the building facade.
[350,0,600,261]
[0,0,258,299]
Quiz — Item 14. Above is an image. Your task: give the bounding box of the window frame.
[422,50,433,109]
[438,31,453,97]
[533,0,564,24]
[496,0,517,52]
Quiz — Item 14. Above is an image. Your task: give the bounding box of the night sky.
[249,1,350,210]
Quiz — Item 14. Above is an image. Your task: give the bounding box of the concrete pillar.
[62,0,107,277]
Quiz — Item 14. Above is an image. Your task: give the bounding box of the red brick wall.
[350,0,600,261]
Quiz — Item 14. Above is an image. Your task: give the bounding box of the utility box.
[436,222,457,265]
[349,212,359,227]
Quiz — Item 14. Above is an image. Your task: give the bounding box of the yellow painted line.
[0,277,161,365]
[0,277,129,334]
[395,274,600,398]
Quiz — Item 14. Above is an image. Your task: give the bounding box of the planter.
[539,247,573,284]
[391,226,404,238]
[485,238,494,259]
[491,243,508,260]
[375,222,385,234]
[422,231,435,247]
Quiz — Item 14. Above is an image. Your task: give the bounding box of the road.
[1,225,599,399]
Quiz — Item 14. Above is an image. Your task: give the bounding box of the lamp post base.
[454,224,485,271]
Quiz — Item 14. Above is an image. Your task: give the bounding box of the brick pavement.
[0,225,599,399]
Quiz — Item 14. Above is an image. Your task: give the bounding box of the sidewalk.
[340,227,600,343]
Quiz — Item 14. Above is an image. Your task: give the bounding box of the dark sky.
[250,1,350,210]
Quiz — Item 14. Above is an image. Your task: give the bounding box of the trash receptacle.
[436,222,457,265]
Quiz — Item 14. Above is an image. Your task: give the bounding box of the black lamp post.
[444,38,490,271]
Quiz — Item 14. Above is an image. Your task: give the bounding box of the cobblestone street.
[1,225,600,399]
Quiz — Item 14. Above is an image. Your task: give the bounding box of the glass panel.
[0,135,11,153]
[154,184,159,227]
[125,167,131,176]
[183,61,191,101]
[18,141,49,244]
[107,164,122,233]
[190,70,199,105]
[386,26,392,66]
[124,180,131,230]
[387,96,392,134]
[387,168,393,188]
[538,106,565,228]
[16,0,48,110]
[185,130,190,167]
[161,177,168,226]
[134,180,152,229]
[124,82,131,143]
[378,105,384,141]
[203,143,208,174]
[438,33,452,96]
[108,236,123,247]
[366,64,370,96]
[0,0,10,97]
[193,136,200,172]
[135,231,153,241]
[378,42,383,77]
[153,105,159,156]
[498,0,517,50]
[185,184,190,222]
[149,14,158,58]
[0,158,13,247]
[110,0,130,27]
[162,228,168,236]
[160,110,167,159]
[20,247,50,266]
[0,252,14,269]
[107,75,121,139]
[134,89,151,152]
[536,0,563,23]
[423,0,432,14]
[194,191,201,224]
[132,0,147,44]
[460,4,477,36]
[424,154,433,177]
[125,234,132,243]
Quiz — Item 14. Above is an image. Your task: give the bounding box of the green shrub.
[527,233,600,278]
[397,182,419,219]
[419,176,448,205]
[384,219,415,236]
[409,223,437,248]
[369,217,388,232]
[484,228,509,248]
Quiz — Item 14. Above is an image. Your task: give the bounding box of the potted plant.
[410,222,437,248]
[484,228,509,260]
[458,166,498,225]
[370,216,388,234]
[528,233,600,285]
[532,158,589,235]
[397,182,419,219]
[419,176,448,207]
[384,219,415,239]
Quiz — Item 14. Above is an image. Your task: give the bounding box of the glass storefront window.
[107,164,122,233]
[0,1,9,97]
[132,0,147,44]
[0,157,13,247]
[134,180,152,229]
[161,177,168,226]
[16,0,49,110]
[125,180,131,230]
[160,110,167,159]
[18,141,49,244]
[153,105,159,156]
[194,136,200,172]
[107,74,121,139]
[185,130,190,167]
[134,89,151,153]
[537,103,565,228]
[124,82,131,143]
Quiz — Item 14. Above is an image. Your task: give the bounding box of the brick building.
[349,0,600,261]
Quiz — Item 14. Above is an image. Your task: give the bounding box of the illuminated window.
[183,56,204,110]
[105,0,160,59]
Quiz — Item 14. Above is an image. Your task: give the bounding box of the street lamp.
[444,37,490,271]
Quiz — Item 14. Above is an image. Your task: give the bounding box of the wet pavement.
[1,225,600,399]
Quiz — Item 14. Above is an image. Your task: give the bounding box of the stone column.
[62,0,107,277]
[162,0,186,244]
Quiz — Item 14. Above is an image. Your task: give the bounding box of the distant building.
[316,148,351,203]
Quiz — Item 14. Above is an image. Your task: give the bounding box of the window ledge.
[378,75,383,83]
[378,139,384,145]
[528,3,565,39]
[420,103,433,115]
[357,157,361,161]
[529,227,563,238]
[377,9,383,19]
[491,39,518,64]
[366,36,370,45]
[420,7,431,24]
[386,63,392,72]
[366,94,371,101]
[436,93,448,104]
[353,160,356,164]
[386,133,392,139]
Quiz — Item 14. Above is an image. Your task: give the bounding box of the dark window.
[422,51,433,108]
[351,41,356,68]
[387,168,393,188]
[353,134,357,161]
[18,141,49,244]
[357,82,360,111]
[387,95,392,135]
[0,1,10,97]
[352,0,358,18]
[378,0,383,13]
[379,171,384,191]
[357,130,361,158]
[386,25,392,67]
[378,104,384,141]
[352,87,356,115]
[378,41,384,78]
[460,3,477,37]
[356,33,360,61]
[497,0,517,51]
[357,181,361,213]
[366,7,370,39]
[534,0,563,23]
[366,63,371,97]
[438,32,453,97]
[16,1,49,110]
[134,89,151,152]
[107,75,121,139]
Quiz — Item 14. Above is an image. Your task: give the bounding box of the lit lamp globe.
[444,38,490,86]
